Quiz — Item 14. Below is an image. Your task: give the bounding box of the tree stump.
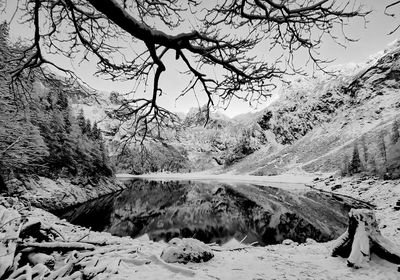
[331,208,400,267]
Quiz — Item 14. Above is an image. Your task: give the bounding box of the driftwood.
[0,206,23,279]
[331,208,400,267]
[6,263,50,280]
[1,197,210,280]
[46,254,77,280]
[27,252,55,268]
[0,200,145,280]
[20,241,96,251]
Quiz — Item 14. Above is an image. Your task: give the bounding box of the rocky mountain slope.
[225,41,400,178]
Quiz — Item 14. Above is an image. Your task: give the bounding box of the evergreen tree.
[341,154,349,176]
[0,113,49,173]
[0,22,10,66]
[63,116,80,175]
[77,108,86,132]
[0,25,113,180]
[349,143,362,174]
[368,156,377,174]
[361,135,368,164]
[91,122,102,140]
[392,119,400,144]
[378,132,387,166]
[56,90,69,111]
[84,119,92,136]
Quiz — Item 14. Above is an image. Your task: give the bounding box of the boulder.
[5,178,26,195]
[160,238,214,264]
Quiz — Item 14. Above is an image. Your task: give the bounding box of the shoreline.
[10,175,126,211]
[116,172,316,190]
[1,174,399,279]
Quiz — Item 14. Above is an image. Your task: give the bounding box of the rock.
[160,238,214,264]
[282,239,294,245]
[331,184,342,191]
[5,178,26,195]
[305,238,317,245]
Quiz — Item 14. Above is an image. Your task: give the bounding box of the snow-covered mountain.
[226,41,400,178]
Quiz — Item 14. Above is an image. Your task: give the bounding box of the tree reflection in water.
[58,179,369,245]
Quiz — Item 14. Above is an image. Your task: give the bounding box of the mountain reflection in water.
[58,179,367,245]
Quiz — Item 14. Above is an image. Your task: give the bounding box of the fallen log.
[77,246,137,261]
[331,208,400,268]
[20,241,96,252]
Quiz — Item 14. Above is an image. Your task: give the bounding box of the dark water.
[57,179,369,246]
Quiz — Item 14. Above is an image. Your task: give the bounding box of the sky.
[3,0,400,117]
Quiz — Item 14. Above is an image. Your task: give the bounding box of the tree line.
[343,119,400,178]
[0,23,113,189]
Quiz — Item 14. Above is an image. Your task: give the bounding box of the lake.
[57,178,369,246]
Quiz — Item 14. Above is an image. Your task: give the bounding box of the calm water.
[58,179,368,245]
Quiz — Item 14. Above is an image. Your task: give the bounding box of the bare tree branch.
[3,0,369,142]
[385,1,400,34]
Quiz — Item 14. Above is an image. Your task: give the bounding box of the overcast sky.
[4,0,400,117]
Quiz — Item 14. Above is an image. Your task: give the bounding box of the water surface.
[58,179,368,245]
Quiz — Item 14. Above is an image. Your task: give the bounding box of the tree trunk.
[0,172,7,193]
[331,208,400,267]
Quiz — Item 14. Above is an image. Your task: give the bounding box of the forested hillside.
[0,23,112,190]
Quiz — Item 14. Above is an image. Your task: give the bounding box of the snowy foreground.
[5,174,400,280]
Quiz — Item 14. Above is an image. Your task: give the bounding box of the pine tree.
[77,108,86,132]
[0,25,113,180]
[84,119,92,135]
[368,156,377,174]
[361,135,368,164]
[0,22,10,66]
[349,143,362,174]
[378,132,387,166]
[91,122,101,140]
[341,154,349,176]
[391,119,400,144]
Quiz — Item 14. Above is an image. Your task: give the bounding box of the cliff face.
[227,42,400,178]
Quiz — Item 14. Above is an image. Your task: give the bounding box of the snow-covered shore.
[2,174,399,279]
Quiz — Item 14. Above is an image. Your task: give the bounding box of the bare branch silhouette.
[3,0,368,142]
